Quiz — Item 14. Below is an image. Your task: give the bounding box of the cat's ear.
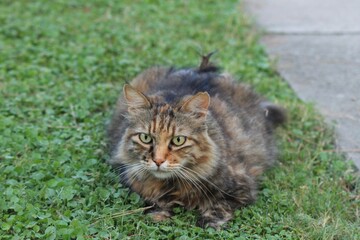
[180,92,210,117]
[123,84,151,112]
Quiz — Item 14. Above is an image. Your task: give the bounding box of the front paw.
[196,217,227,230]
[146,209,173,222]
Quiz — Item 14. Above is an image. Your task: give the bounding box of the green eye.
[139,133,152,144]
[172,136,186,146]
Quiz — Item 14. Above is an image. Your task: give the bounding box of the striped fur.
[107,61,285,229]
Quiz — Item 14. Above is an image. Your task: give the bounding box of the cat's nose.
[153,158,165,167]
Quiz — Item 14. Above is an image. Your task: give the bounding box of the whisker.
[172,171,191,205]
[182,166,237,199]
[125,165,148,187]
[176,169,214,208]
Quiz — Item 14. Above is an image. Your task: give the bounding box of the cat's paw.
[196,217,227,230]
[147,210,173,222]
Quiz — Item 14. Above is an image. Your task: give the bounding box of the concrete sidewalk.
[243,0,360,168]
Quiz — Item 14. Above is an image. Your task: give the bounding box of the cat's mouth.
[151,169,173,179]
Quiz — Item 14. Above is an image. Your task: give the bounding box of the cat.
[107,55,286,229]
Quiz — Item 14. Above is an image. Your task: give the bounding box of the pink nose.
[153,158,165,167]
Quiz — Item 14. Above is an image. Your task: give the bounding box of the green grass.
[0,0,359,239]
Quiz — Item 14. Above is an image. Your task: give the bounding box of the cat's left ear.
[180,92,210,118]
[123,84,151,113]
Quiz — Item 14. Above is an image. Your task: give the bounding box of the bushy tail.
[261,102,287,127]
[197,51,219,73]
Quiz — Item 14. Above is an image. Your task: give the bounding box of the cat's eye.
[172,136,186,146]
[139,133,152,144]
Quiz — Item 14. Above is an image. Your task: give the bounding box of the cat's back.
[130,65,259,110]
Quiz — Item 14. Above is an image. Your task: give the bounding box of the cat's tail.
[260,102,287,127]
[197,51,219,73]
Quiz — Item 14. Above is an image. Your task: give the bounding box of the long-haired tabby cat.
[107,55,285,229]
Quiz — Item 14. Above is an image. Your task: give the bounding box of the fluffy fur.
[107,58,285,229]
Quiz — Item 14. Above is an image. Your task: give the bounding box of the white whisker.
[181,166,237,199]
[175,169,214,208]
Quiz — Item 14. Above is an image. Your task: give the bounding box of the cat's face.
[117,85,217,181]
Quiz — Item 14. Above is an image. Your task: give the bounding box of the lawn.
[0,0,359,239]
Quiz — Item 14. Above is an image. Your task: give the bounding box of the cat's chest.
[168,184,203,209]
[132,178,206,209]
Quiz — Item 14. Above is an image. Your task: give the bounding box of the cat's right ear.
[123,84,151,113]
